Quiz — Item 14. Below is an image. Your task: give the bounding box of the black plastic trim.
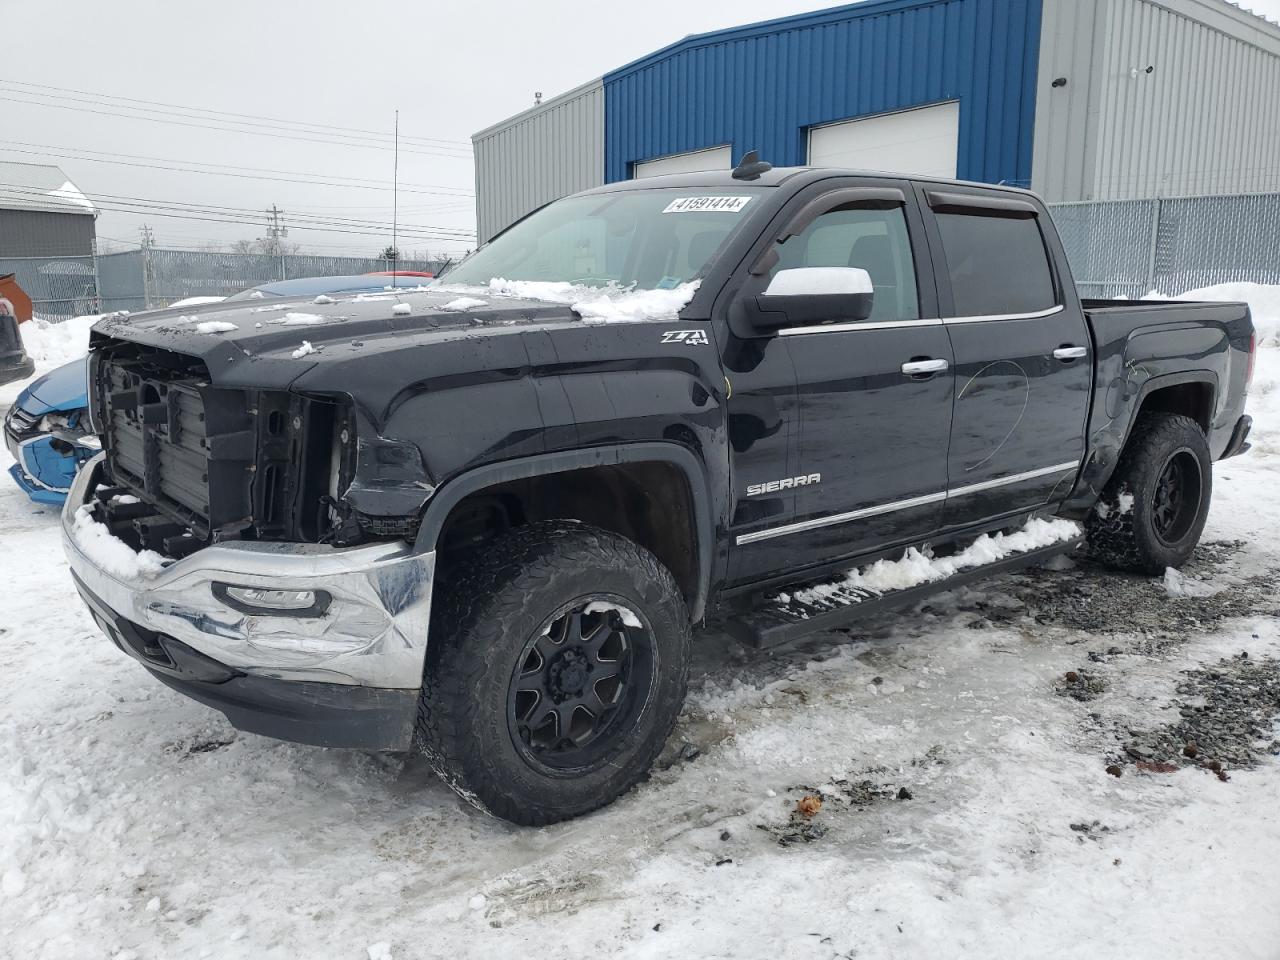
[925,190,1039,217]
[147,669,418,751]
[1221,415,1252,459]
[414,442,715,620]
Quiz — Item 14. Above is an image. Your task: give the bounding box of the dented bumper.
[60,454,434,749]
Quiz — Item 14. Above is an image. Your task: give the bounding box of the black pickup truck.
[64,159,1255,825]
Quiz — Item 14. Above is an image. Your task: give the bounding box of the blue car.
[3,274,432,505]
[4,357,97,505]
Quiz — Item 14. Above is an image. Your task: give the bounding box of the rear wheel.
[415,521,691,825]
[1087,412,1212,574]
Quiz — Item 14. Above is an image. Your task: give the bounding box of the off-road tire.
[1087,412,1212,575]
[415,521,691,826]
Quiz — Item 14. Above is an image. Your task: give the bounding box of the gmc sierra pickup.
[63,157,1256,825]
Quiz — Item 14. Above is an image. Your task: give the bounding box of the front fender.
[412,442,717,620]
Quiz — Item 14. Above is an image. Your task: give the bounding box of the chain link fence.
[0,255,99,318]
[1047,192,1280,299]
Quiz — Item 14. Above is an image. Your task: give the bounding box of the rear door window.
[934,211,1057,317]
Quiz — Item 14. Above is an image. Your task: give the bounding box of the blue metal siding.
[603,0,1043,187]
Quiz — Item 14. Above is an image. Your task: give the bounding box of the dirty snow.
[68,504,169,579]
[291,340,318,359]
[0,283,1279,959]
[194,320,237,334]
[432,278,701,324]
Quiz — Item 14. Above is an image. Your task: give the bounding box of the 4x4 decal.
[660,329,709,346]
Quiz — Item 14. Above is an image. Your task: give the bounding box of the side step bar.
[724,535,1085,649]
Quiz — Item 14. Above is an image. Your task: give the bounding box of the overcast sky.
[3,0,1279,259]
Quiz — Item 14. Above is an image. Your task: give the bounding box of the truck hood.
[89,288,583,388]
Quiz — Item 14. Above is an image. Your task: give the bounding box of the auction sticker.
[662,196,753,214]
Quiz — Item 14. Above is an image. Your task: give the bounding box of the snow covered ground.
[1,291,1279,959]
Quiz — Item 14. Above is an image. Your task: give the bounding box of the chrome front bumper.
[61,454,435,689]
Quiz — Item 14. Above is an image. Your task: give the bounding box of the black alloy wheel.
[508,600,654,774]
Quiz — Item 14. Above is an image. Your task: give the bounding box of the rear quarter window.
[935,211,1057,317]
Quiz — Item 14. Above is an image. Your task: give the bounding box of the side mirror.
[746,267,874,332]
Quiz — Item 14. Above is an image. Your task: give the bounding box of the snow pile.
[195,321,237,334]
[794,517,1081,606]
[313,295,336,305]
[16,314,98,368]
[291,341,318,359]
[1164,282,1280,347]
[392,303,412,316]
[69,505,168,579]
[440,297,488,311]
[432,278,700,324]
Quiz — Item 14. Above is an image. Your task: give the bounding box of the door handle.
[901,358,949,376]
[1053,346,1088,361]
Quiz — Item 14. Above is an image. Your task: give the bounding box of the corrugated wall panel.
[471,80,605,243]
[0,209,96,258]
[603,0,1044,187]
[1034,0,1280,201]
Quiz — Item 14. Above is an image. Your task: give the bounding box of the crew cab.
[62,159,1255,825]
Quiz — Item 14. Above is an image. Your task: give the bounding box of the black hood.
[89,288,583,393]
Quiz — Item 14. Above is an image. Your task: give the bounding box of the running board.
[724,535,1085,649]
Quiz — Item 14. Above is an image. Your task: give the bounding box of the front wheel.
[1087,411,1212,574]
[415,521,691,825]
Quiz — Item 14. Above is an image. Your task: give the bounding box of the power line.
[0,78,473,150]
[0,142,475,200]
[0,91,471,160]
[0,138,472,194]
[0,182,475,238]
[0,186,474,244]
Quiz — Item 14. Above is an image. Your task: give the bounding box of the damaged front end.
[60,339,440,750]
[5,404,100,505]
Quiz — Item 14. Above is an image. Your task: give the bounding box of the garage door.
[633,145,733,179]
[808,102,959,178]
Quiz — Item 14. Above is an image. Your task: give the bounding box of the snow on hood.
[431,278,701,324]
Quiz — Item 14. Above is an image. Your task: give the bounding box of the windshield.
[444,188,768,291]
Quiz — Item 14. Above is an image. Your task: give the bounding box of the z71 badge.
[661,329,709,346]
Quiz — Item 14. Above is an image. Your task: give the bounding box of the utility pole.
[264,205,288,280]
[139,225,155,310]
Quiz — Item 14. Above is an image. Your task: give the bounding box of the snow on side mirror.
[748,267,875,332]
